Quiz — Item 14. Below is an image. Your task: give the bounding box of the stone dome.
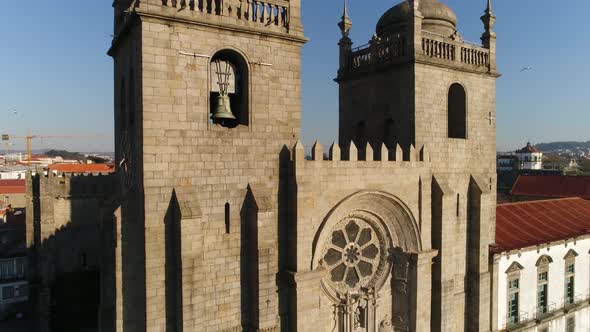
[376,0,458,36]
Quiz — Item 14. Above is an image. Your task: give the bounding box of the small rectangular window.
[508,292,519,323]
[566,317,575,332]
[567,264,575,273]
[537,284,548,313]
[509,279,519,289]
[16,258,25,277]
[538,271,548,281]
[566,276,575,304]
[14,284,27,298]
[2,286,14,300]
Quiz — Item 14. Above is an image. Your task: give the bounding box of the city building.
[515,143,543,170]
[48,163,115,175]
[0,180,26,209]
[497,154,519,172]
[492,198,590,331]
[0,207,28,319]
[510,175,590,202]
[26,171,118,331]
[497,143,544,172]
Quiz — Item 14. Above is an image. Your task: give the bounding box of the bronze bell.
[211,94,236,121]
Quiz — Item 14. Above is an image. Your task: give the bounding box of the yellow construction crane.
[1,132,107,164]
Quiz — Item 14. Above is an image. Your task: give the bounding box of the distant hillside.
[45,149,85,160]
[536,141,590,152]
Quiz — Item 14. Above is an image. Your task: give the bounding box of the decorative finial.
[486,0,493,15]
[481,0,496,34]
[338,0,353,38]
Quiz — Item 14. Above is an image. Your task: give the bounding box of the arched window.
[209,49,249,128]
[119,78,127,130]
[448,83,467,139]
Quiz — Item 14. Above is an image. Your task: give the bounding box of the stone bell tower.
[337,0,499,331]
[108,0,306,331]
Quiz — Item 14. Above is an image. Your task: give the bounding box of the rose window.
[322,218,384,292]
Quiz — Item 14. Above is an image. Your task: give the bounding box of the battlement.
[27,170,119,199]
[117,0,303,38]
[290,140,429,164]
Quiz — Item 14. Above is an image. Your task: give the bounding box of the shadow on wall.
[27,172,119,332]
[277,145,297,332]
[165,190,183,332]
[240,186,259,330]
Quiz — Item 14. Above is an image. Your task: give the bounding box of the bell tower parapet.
[117,0,304,39]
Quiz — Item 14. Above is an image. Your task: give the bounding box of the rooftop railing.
[350,34,408,70]
[534,302,557,320]
[346,30,491,73]
[421,30,490,68]
[147,0,290,30]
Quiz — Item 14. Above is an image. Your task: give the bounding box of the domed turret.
[376,0,457,36]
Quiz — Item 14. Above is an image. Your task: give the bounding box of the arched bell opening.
[209,49,249,128]
[311,191,423,332]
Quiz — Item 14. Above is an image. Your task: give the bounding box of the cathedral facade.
[104,0,498,331]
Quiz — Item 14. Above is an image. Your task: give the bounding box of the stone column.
[290,268,327,331]
[410,250,438,332]
[410,0,424,57]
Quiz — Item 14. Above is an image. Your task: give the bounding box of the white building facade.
[515,142,543,170]
[493,237,590,331]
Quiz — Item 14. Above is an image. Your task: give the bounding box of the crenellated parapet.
[114,0,304,39]
[27,170,119,200]
[290,140,430,164]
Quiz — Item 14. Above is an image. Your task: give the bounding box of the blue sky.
[0,1,588,152]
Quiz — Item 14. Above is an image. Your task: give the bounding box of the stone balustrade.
[460,45,489,67]
[422,37,455,61]
[420,31,490,68]
[140,0,290,29]
[346,30,491,73]
[351,35,408,70]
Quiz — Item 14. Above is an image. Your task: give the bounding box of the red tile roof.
[517,142,540,153]
[0,179,26,194]
[495,198,590,252]
[511,175,590,200]
[49,163,115,173]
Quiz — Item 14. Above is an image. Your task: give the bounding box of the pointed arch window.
[448,83,467,139]
[209,49,249,128]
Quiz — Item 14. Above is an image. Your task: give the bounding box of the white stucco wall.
[515,152,543,170]
[496,237,590,330]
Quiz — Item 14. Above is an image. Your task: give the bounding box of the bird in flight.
[520,67,533,72]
